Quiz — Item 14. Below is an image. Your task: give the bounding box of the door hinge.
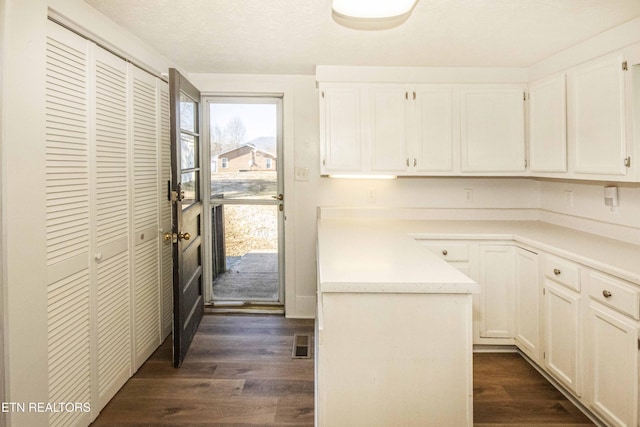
[523,92,527,101]
[624,156,631,168]
[321,91,325,98]
[622,61,628,71]
[543,288,546,295]
[543,351,546,359]
[638,338,640,350]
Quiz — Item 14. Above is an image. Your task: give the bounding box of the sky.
[209,102,277,143]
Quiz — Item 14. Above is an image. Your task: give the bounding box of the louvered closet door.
[132,67,162,369]
[92,46,131,411]
[45,21,92,427]
[159,84,173,339]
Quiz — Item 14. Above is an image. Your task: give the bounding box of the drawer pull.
[442,250,448,256]
[602,290,612,298]
[553,268,561,276]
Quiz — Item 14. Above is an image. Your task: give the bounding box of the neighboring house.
[217,139,277,172]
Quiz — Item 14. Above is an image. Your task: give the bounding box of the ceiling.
[84,0,640,75]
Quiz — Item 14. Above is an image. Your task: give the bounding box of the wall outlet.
[464,188,473,203]
[295,167,309,182]
[565,190,574,208]
[367,188,377,203]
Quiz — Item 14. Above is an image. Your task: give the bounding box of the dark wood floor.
[92,314,594,426]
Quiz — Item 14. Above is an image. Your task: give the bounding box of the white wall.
[538,180,640,243]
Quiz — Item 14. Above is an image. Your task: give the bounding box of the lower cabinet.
[478,245,515,340]
[514,247,541,362]
[586,272,640,427]
[544,278,583,397]
[419,235,640,426]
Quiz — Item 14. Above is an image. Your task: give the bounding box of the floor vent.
[292,334,311,359]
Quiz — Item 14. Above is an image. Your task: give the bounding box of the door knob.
[178,232,191,241]
[272,194,284,201]
[163,232,173,241]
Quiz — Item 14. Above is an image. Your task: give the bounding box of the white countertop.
[317,219,479,293]
[317,218,640,293]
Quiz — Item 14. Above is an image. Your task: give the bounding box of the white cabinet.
[514,247,541,362]
[319,85,365,174]
[543,255,583,397]
[370,85,410,173]
[369,85,456,174]
[529,74,567,173]
[478,245,515,339]
[568,53,629,177]
[413,86,456,173]
[419,240,471,276]
[318,80,526,176]
[586,271,639,427]
[460,86,526,173]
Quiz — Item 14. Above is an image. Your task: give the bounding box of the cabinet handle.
[442,250,448,256]
[413,158,417,167]
[602,290,612,298]
[413,91,416,100]
[406,158,410,167]
[405,92,408,100]
[553,268,561,276]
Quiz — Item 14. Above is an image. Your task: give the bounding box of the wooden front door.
[169,68,204,367]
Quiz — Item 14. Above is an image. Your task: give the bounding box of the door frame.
[202,95,285,305]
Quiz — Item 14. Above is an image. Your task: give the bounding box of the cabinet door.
[544,279,582,397]
[413,87,455,173]
[568,54,628,176]
[529,74,567,172]
[588,303,638,427]
[514,248,540,361]
[370,85,409,173]
[320,86,363,173]
[460,87,525,172]
[478,245,515,338]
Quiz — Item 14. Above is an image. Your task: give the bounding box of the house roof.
[216,137,277,159]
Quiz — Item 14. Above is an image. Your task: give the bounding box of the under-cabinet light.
[328,174,397,180]
[332,0,419,30]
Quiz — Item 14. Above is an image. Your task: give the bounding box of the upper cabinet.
[369,85,456,174]
[319,84,365,174]
[318,81,525,177]
[529,74,567,173]
[568,54,629,177]
[460,86,526,173]
[528,46,640,182]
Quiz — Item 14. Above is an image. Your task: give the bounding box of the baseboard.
[473,344,518,353]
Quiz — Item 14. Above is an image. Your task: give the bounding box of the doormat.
[292,333,311,359]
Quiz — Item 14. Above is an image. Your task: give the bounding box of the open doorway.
[206,97,284,307]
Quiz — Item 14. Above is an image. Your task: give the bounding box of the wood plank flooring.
[92,314,594,426]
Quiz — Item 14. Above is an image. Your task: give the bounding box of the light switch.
[295,167,309,182]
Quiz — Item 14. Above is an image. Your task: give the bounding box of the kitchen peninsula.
[315,208,640,427]
[315,212,480,427]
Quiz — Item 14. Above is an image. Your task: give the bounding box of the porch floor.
[212,250,279,301]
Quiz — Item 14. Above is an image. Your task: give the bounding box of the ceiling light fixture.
[332,0,419,30]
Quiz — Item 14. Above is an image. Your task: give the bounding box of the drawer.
[543,254,581,292]
[588,271,640,320]
[420,241,469,262]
